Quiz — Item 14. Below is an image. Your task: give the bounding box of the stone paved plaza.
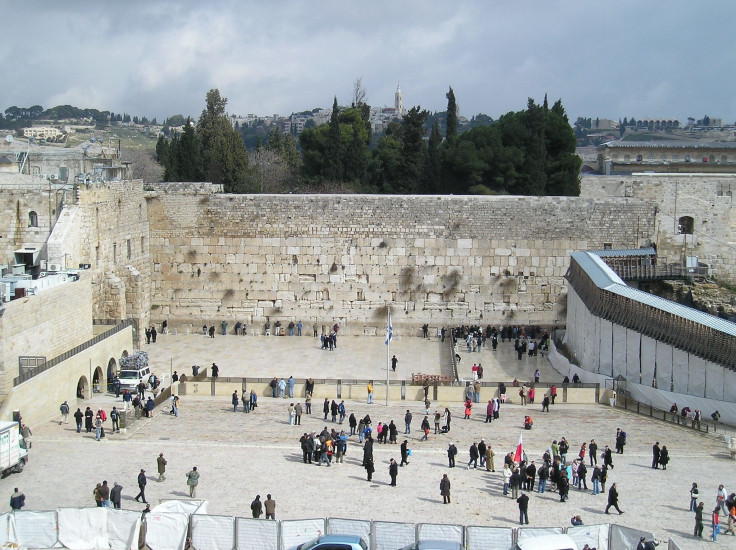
[3,333,732,549]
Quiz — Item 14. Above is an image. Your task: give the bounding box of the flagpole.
[386,308,390,406]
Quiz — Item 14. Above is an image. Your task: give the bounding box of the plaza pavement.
[3,332,731,549]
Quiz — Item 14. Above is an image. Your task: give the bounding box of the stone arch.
[678,216,694,235]
[77,375,89,399]
[92,366,104,393]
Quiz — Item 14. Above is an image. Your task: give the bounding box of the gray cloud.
[3,0,736,124]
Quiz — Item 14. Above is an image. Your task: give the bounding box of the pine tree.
[446,87,458,142]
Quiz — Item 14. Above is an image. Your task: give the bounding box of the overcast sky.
[3,1,735,124]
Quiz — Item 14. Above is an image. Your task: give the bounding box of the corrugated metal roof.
[590,248,656,258]
[571,251,736,336]
[598,141,736,150]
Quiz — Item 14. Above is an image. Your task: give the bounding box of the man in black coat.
[134,469,147,503]
[110,482,123,509]
[400,440,409,466]
[577,461,588,490]
[363,437,374,467]
[517,492,529,524]
[589,439,598,466]
[652,442,661,469]
[605,482,624,514]
[251,495,263,518]
[448,443,457,468]
[525,461,537,491]
[388,458,398,486]
[694,501,704,537]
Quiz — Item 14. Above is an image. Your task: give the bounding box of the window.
[624,154,631,162]
[702,156,709,163]
[648,154,655,162]
[113,243,117,262]
[678,216,694,235]
[28,211,38,227]
[127,239,131,259]
[603,242,613,250]
[96,246,100,262]
[672,154,679,162]
[635,154,643,162]
[141,236,145,253]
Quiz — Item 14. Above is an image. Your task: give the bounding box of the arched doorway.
[92,366,104,394]
[77,376,89,399]
[107,358,117,392]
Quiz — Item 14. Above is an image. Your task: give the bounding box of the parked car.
[399,541,463,550]
[117,366,151,394]
[296,535,368,550]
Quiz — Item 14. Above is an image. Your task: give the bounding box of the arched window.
[635,154,643,162]
[29,211,38,227]
[678,216,694,235]
[648,154,655,162]
[672,154,680,162]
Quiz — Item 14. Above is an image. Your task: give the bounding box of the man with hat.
[134,469,147,503]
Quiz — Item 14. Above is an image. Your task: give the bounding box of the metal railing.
[13,320,133,386]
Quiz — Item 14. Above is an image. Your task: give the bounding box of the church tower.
[395,83,403,114]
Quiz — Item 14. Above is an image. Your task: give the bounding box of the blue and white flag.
[385,310,393,345]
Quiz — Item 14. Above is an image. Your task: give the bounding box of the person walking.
[186,466,200,497]
[694,501,705,538]
[440,474,451,504]
[404,410,412,434]
[486,444,496,472]
[94,414,103,441]
[400,440,410,466]
[467,442,479,470]
[59,401,70,425]
[251,495,263,518]
[389,458,398,487]
[9,488,25,510]
[264,494,276,519]
[134,469,147,503]
[110,407,120,433]
[157,453,167,481]
[74,408,84,433]
[517,492,530,525]
[605,483,624,514]
[420,416,430,442]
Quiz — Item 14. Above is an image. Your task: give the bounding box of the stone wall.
[46,179,152,344]
[0,272,93,396]
[146,187,655,333]
[580,173,736,282]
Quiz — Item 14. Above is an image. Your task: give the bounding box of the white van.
[516,534,579,550]
[118,366,151,393]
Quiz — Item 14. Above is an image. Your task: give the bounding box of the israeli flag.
[385,311,393,346]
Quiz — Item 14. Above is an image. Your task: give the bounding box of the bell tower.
[395,83,403,114]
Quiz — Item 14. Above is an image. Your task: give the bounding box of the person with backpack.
[447,442,458,468]
[110,407,120,433]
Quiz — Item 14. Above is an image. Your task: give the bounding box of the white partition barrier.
[107,510,142,550]
[0,513,17,547]
[236,517,278,550]
[517,527,563,541]
[640,336,656,387]
[280,519,325,550]
[626,329,641,383]
[146,512,190,550]
[58,508,108,550]
[465,525,513,550]
[191,514,235,550]
[14,510,58,549]
[416,523,463,544]
[373,521,415,550]
[327,518,370,543]
[610,524,653,550]
[611,324,627,380]
[598,320,612,376]
[672,349,689,394]
[656,343,673,391]
[567,523,609,550]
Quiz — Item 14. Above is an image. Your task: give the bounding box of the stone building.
[596,141,736,174]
